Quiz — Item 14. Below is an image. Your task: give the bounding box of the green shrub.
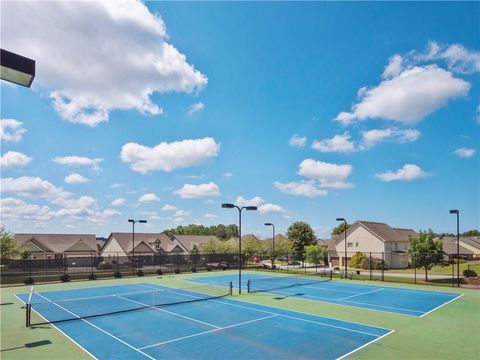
[156,269,163,275]
[60,273,70,282]
[463,269,477,277]
[207,266,212,271]
[362,257,384,270]
[191,267,197,273]
[349,252,367,269]
[137,270,144,277]
[174,269,180,274]
[88,273,96,280]
[114,271,122,278]
[24,277,34,285]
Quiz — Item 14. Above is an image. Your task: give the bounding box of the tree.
[463,229,480,236]
[286,222,316,258]
[349,252,367,269]
[408,230,443,281]
[0,227,17,259]
[331,222,350,236]
[305,245,327,271]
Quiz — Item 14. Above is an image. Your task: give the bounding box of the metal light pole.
[449,210,460,287]
[222,203,257,294]
[128,219,147,276]
[265,223,275,270]
[336,218,348,275]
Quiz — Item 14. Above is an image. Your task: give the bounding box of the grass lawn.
[383,261,480,275]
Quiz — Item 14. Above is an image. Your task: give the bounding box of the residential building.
[328,221,418,269]
[14,233,97,260]
[172,235,220,253]
[441,236,480,260]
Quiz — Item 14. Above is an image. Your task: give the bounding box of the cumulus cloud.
[111,183,126,189]
[187,102,205,116]
[174,182,220,199]
[376,164,429,182]
[0,151,32,169]
[336,65,470,125]
[1,176,70,200]
[235,196,265,207]
[138,193,159,203]
[1,197,55,223]
[53,156,103,171]
[312,133,355,153]
[64,173,90,184]
[161,204,178,211]
[297,159,353,188]
[454,148,476,158]
[174,210,190,217]
[111,198,126,206]
[0,119,26,142]
[274,180,327,198]
[258,203,285,214]
[204,213,218,219]
[289,134,307,147]
[383,54,403,78]
[223,172,233,180]
[120,137,220,174]
[360,128,420,149]
[417,41,480,74]
[2,1,207,126]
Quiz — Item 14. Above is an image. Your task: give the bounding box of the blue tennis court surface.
[189,273,462,317]
[17,282,392,360]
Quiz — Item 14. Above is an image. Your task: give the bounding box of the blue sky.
[1,1,479,238]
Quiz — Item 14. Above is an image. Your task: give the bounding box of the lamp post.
[128,219,147,276]
[336,218,348,275]
[264,223,275,270]
[449,210,459,287]
[222,203,257,294]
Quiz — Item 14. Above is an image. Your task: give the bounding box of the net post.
[26,286,34,327]
[229,281,233,296]
[247,279,251,293]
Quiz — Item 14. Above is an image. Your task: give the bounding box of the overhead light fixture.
[1,48,35,87]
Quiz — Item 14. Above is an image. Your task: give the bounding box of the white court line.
[339,288,384,300]
[15,294,99,360]
[139,314,277,350]
[419,293,464,318]
[146,285,388,338]
[336,329,395,360]
[117,295,221,329]
[34,293,155,360]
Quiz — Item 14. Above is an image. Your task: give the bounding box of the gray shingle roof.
[333,221,418,243]
[106,232,186,254]
[15,233,97,253]
[442,237,480,251]
[173,235,220,252]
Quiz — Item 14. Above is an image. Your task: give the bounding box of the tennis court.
[190,273,462,317]
[16,282,392,360]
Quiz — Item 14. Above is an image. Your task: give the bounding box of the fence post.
[381,252,384,281]
[369,252,372,281]
[414,253,416,284]
[452,259,455,287]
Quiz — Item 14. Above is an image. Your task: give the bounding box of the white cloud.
[120,137,220,174]
[289,134,307,147]
[0,151,32,169]
[236,196,265,207]
[64,173,90,184]
[383,54,403,78]
[204,213,218,219]
[174,210,190,217]
[2,1,207,126]
[258,203,285,214]
[360,128,420,149]
[454,148,476,158]
[376,164,429,182]
[274,180,327,198]
[312,133,355,153]
[417,42,480,74]
[111,198,126,206]
[111,183,126,189]
[174,182,220,199]
[161,204,178,211]
[1,176,70,200]
[0,197,55,223]
[476,105,480,124]
[204,199,215,205]
[0,119,26,142]
[138,193,159,203]
[187,102,205,116]
[53,156,103,171]
[336,65,470,125]
[223,172,232,180]
[297,159,353,188]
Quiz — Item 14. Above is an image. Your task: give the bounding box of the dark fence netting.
[1,250,476,287]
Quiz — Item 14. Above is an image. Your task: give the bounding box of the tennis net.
[26,282,232,326]
[247,274,330,293]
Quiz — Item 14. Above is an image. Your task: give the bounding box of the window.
[347,242,353,248]
[155,239,161,250]
[355,242,359,247]
[394,242,398,250]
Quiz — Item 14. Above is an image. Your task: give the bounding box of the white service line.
[149,286,387,338]
[419,293,464,318]
[339,288,384,300]
[139,314,277,350]
[34,293,155,360]
[336,329,396,360]
[117,295,221,329]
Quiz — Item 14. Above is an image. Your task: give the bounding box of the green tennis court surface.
[1,271,479,359]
